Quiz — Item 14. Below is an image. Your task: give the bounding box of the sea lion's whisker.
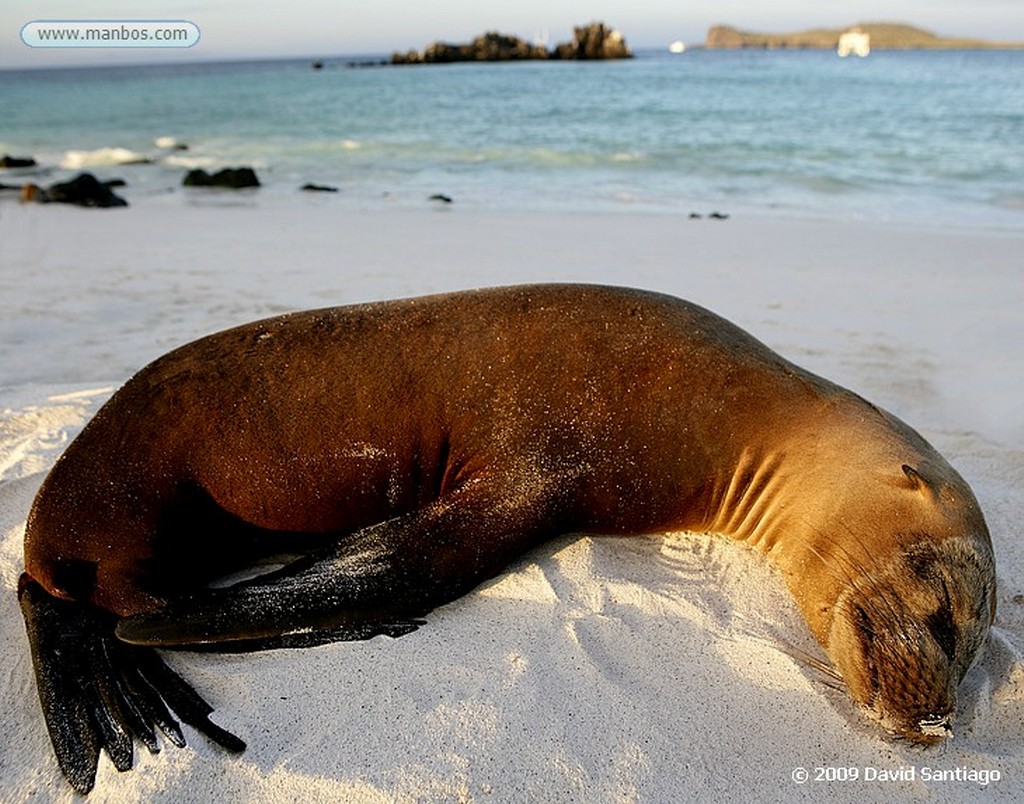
[779,642,844,684]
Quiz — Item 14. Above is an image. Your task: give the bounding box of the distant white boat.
[668,40,686,54]
[837,30,870,58]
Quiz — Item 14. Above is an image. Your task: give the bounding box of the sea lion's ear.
[902,464,923,484]
[901,464,935,496]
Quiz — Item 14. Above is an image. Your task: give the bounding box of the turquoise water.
[2,49,1023,226]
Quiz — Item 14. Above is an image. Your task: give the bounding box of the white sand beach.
[1,201,1022,802]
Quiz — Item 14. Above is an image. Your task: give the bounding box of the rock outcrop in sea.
[552,23,631,60]
[393,22,631,64]
[394,32,549,64]
[706,22,1023,50]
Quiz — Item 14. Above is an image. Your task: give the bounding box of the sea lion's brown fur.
[21,284,996,791]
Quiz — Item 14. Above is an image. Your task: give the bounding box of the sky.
[3,0,1022,68]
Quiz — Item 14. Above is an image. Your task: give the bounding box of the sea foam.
[60,147,152,169]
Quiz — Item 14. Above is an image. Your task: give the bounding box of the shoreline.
[5,167,1023,235]
[5,172,1024,237]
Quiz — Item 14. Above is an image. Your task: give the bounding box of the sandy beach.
[1,200,1022,802]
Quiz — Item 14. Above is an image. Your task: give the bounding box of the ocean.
[2,48,1023,228]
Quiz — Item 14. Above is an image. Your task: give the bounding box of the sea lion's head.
[827,532,996,744]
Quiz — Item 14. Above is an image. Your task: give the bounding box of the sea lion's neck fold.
[702,447,793,550]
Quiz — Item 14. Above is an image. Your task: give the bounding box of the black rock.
[301,183,339,192]
[183,167,261,189]
[35,173,128,208]
[0,155,37,169]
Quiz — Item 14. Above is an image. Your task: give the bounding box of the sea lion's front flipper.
[18,576,244,794]
[117,481,555,651]
[115,530,433,651]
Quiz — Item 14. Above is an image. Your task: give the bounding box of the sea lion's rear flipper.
[116,482,554,651]
[18,576,244,795]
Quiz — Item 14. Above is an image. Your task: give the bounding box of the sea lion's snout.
[827,536,995,745]
[830,586,958,745]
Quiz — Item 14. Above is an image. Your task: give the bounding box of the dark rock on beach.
[183,167,261,189]
[393,21,631,64]
[301,183,339,192]
[22,173,128,208]
[1,155,38,169]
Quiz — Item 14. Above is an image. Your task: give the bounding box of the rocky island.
[706,22,1024,50]
[392,22,631,64]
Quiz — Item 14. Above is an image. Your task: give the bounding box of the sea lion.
[19,284,996,793]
